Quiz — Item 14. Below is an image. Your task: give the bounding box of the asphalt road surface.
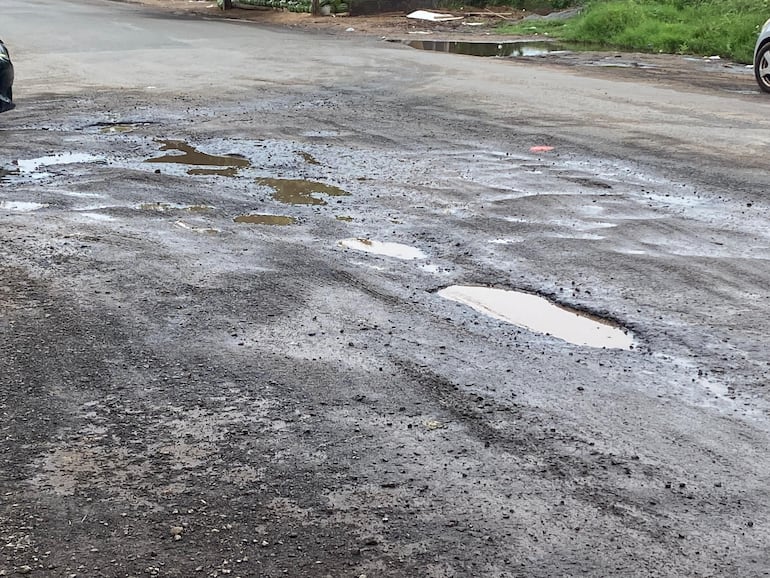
[3,1,770,576]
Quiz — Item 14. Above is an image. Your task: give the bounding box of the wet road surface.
[2,0,770,576]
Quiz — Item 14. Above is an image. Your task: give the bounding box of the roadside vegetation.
[489,0,767,63]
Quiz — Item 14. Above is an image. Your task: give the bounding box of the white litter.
[406,10,463,22]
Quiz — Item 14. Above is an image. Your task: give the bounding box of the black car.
[0,39,14,113]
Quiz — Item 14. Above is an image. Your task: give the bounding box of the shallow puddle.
[139,202,213,212]
[339,238,426,260]
[438,285,634,349]
[407,40,574,57]
[17,153,104,176]
[187,167,239,177]
[234,214,297,226]
[0,201,49,212]
[145,140,250,169]
[174,221,220,235]
[99,124,138,134]
[297,151,321,165]
[257,178,349,206]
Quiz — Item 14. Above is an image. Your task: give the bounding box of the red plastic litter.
[529,145,554,153]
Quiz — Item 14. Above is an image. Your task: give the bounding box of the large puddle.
[407,40,575,57]
[339,238,426,260]
[145,140,251,173]
[16,153,104,178]
[0,201,49,212]
[257,178,349,206]
[438,285,634,349]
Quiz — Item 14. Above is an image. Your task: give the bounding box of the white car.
[754,20,770,92]
[0,39,13,112]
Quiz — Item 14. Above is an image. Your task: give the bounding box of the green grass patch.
[497,0,769,63]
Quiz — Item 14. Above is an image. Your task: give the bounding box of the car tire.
[756,42,770,93]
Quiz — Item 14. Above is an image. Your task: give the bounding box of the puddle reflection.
[438,285,634,349]
[408,40,573,57]
[339,238,426,260]
[140,202,214,212]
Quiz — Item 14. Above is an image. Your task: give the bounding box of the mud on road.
[2,1,770,577]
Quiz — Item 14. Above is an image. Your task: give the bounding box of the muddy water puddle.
[257,178,349,206]
[146,140,250,175]
[407,40,579,57]
[439,285,634,349]
[339,238,426,260]
[234,214,297,226]
[188,167,239,177]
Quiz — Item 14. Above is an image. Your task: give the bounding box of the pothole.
[234,214,297,226]
[145,140,251,172]
[407,40,576,57]
[339,238,426,260]
[257,178,349,206]
[139,202,214,212]
[174,221,220,235]
[438,285,634,349]
[0,201,49,212]
[297,151,321,165]
[17,153,105,178]
[92,121,154,133]
[187,167,239,177]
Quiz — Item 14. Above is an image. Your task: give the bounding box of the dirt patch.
[121,0,533,38]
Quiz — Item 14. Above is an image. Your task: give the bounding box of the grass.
[496,0,770,63]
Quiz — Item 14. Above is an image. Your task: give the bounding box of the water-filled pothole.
[298,151,321,165]
[234,214,297,226]
[93,121,154,134]
[174,221,220,235]
[438,285,634,349]
[17,153,105,177]
[339,238,426,260]
[0,201,49,212]
[145,140,251,171]
[257,178,349,206]
[139,202,213,212]
[188,167,239,177]
[407,40,575,57]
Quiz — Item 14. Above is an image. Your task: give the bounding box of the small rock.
[17,567,32,575]
[170,526,184,536]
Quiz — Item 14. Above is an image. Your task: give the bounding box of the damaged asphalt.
[2,0,770,576]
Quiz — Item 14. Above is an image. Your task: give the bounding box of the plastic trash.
[406,10,463,22]
[0,40,14,113]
